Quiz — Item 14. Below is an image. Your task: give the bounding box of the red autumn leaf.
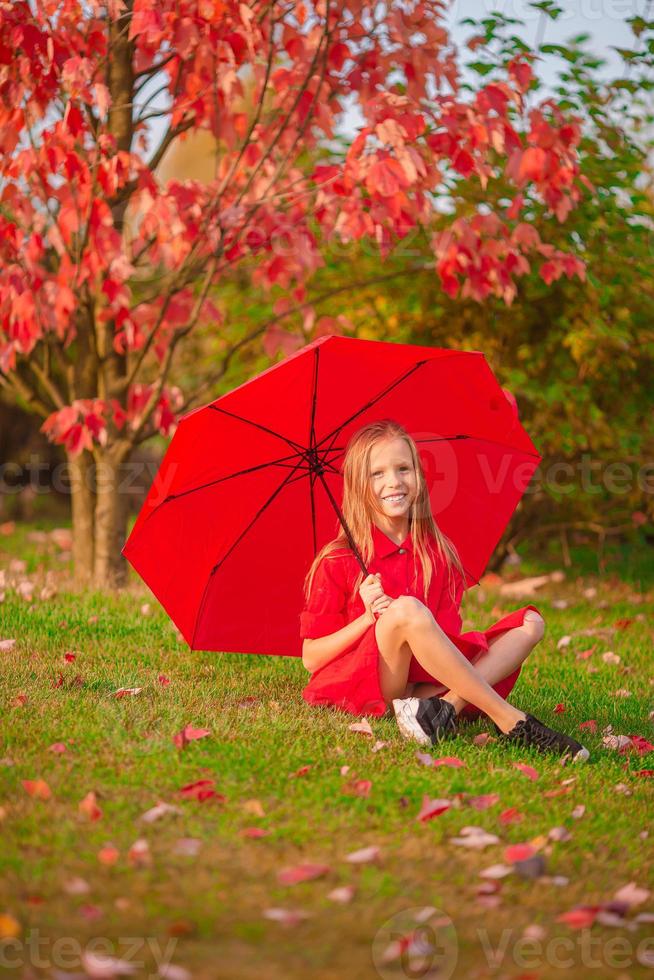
[635,769,654,778]
[342,779,372,798]
[288,765,312,779]
[554,703,566,714]
[173,724,211,750]
[277,863,330,885]
[11,692,28,706]
[239,827,270,839]
[543,785,572,799]
[158,674,170,686]
[79,791,102,821]
[556,906,601,929]
[416,795,451,822]
[626,736,654,756]
[579,720,598,732]
[48,742,67,754]
[179,779,225,803]
[614,618,634,630]
[432,756,465,768]
[468,793,500,810]
[64,652,76,663]
[22,779,52,800]
[97,844,120,866]
[513,762,539,781]
[499,807,525,825]
[505,843,536,863]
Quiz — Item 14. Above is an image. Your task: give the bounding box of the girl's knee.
[383,594,431,630]
[522,610,545,642]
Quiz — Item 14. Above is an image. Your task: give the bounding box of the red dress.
[300,523,541,720]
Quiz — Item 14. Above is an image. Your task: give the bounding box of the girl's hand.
[359,573,392,624]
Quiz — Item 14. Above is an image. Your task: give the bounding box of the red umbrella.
[122,335,540,655]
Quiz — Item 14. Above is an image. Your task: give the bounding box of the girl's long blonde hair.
[303,419,465,605]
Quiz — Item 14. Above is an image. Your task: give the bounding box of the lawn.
[1,521,653,979]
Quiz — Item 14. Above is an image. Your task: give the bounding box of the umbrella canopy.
[122,335,541,655]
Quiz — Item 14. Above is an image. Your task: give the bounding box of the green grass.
[0,520,653,979]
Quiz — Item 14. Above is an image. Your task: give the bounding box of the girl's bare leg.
[410,611,545,715]
[376,597,528,734]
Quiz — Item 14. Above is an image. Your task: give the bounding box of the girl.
[300,419,589,762]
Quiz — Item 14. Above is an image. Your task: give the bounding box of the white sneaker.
[392,696,457,746]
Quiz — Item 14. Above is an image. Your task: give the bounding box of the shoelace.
[516,718,575,752]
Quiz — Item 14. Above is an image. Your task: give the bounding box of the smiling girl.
[299,419,589,761]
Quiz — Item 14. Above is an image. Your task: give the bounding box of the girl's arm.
[301,569,387,673]
[302,610,374,673]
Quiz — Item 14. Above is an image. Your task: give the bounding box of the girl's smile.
[369,436,418,535]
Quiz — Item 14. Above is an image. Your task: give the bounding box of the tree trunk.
[93,443,132,588]
[68,450,95,588]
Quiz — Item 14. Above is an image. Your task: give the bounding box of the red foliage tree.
[0,0,588,586]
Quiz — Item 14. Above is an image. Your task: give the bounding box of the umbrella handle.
[315,470,369,577]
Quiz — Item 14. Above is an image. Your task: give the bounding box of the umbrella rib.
[163,453,308,503]
[315,360,429,455]
[209,404,307,454]
[191,457,308,650]
[308,348,321,556]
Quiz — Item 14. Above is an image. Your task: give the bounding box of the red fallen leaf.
[499,807,525,825]
[505,843,536,863]
[79,904,103,920]
[64,652,76,663]
[237,695,259,708]
[263,907,310,926]
[179,779,225,803]
[468,793,500,810]
[342,779,372,798]
[127,838,151,867]
[556,906,601,929]
[173,724,211,750]
[97,844,120,866]
[25,895,45,906]
[543,786,572,798]
[48,742,67,754]
[614,618,634,630]
[348,718,373,736]
[626,735,654,755]
[158,674,170,686]
[79,791,102,821]
[239,827,270,839]
[288,765,312,779]
[432,756,465,768]
[22,779,52,800]
[416,795,451,822]
[576,646,596,660]
[114,687,142,698]
[635,769,654,778]
[554,703,566,714]
[11,692,28,706]
[51,674,64,689]
[513,763,539,781]
[277,863,330,885]
[579,720,597,732]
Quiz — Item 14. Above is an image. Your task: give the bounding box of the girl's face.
[368,436,418,520]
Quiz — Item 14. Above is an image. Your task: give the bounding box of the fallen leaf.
[556,906,600,929]
[432,756,465,768]
[277,863,330,885]
[0,913,21,938]
[22,779,51,800]
[499,807,525,825]
[140,802,183,823]
[171,838,202,857]
[48,742,67,754]
[553,703,566,714]
[371,740,388,752]
[11,693,27,707]
[479,864,513,879]
[626,735,654,755]
[172,724,211,750]
[613,882,650,907]
[179,779,225,803]
[243,799,265,817]
[327,885,355,903]
[0,639,16,652]
[62,877,90,895]
[513,762,539,781]
[344,845,380,864]
[158,674,170,686]
[548,826,572,842]
[571,805,586,819]
[114,687,142,698]
[288,765,312,779]
[342,779,372,798]
[468,793,500,811]
[81,951,138,977]
[127,838,151,867]
[97,844,120,866]
[473,732,496,747]
[557,635,572,650]
[451,826,500,849]
[263,907,310,926]
[79,791,102,821]
[579,720,597,733]
[602,651,621,664]
[416,796,451,822]
[348,718,373,737]
[505,843,535,863]
[239,827,269,839]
